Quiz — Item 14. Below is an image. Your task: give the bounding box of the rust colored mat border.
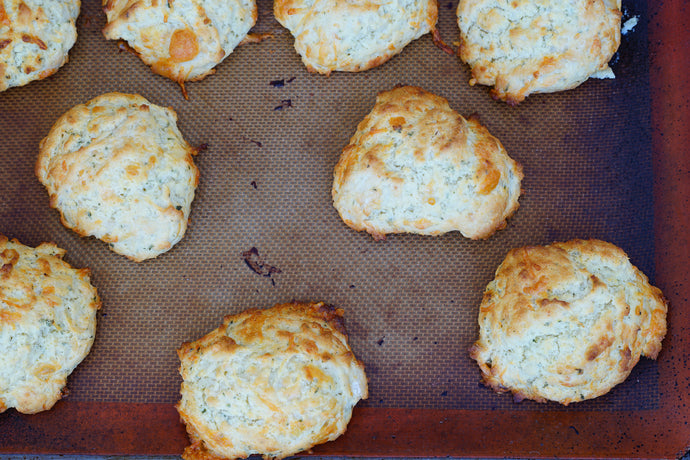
[1,0,689,458]
[0,403,689,458]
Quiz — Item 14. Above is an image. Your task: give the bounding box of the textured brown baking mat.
[1,0,689,458]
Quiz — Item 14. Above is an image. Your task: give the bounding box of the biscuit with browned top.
[0,236,100,414]
[36,92,199,262]
[332,86,522,240]
[457,0,621,104]
[275,0,438,74]
[103,0,257,84]
[470,239,667,404]
[177,301,368,460]
[0,0,80,91]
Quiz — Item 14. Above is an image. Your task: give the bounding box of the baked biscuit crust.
[177,301,368,460]
[457,0,622,104]
[103,0,257,83]
[332,86,522,240]
[470,239,667,404]
[0,235,100,414]
[36,92,199,262]
[274,0,438,74]
[0,0,80,91]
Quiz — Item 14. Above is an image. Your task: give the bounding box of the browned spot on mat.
[241,247,281,284]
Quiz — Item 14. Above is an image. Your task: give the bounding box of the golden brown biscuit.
[457,0,622,104]
[103,0,257,85]
[0,235,100,414]
[470,239,667,404]
[177,301,368,460]
[274,0,438,74]
[0,0,80,91]
[332,86,522,240]
[36,92,199,262]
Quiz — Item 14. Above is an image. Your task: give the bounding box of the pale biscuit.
[103,0,257,84]
[177,301,368,460]
[0,235,100,414]
[332,86,522,240]
[457,0,622,104]
[0,0,80,92]
[274,0,438,74]
[36,92,199,262]
[470,239,667,404]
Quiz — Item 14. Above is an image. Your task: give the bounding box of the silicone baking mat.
[1,0,689,457]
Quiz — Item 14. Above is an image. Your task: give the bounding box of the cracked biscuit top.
[470,239,667,404]
[0,236,100,414]
[457,0,621,104]
[275,0,437,74]
[36,92,199,262]
[0,0,80,91]
[332,85,522,240]
[177,301,368,460]
[103,0,257,83]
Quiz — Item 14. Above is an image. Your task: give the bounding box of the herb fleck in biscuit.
[177,301,368,460]
[470,239,667,404]
[103,0,257,84]
[457,0,622,104]
[274,0,438,75]
[36,92,199,262]
[0,0,80,92]
[332,86,522,240]
[0,236,100,414]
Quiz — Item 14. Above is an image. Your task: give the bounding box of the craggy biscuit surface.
[274,0,437,74]
[332,86,522,240]
[177,302,368,460]
[0,0,80,91]
[457,0,621,104]
[103,0,257,83]
[36,92,199,262]
[0,236,100,414]
[471,239,667,404]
